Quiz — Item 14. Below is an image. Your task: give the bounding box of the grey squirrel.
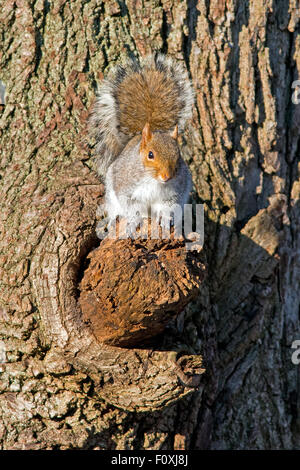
[89,54,194,233]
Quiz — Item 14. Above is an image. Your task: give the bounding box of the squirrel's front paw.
[126,216,143,239]
[157,213,174,234]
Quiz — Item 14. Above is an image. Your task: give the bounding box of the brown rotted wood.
[79,225,206,347]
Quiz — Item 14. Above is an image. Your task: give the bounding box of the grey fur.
[89,54,194,176]
[105,138,192,230]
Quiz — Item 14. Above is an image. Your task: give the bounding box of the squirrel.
[89,53,194,234]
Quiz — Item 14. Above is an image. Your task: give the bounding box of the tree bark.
[0,0,299,450]
[79,229,206,347]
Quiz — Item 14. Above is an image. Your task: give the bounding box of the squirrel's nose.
[159,174,171,183]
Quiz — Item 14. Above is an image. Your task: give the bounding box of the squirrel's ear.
[170,124,178,140]
[141,122,152,147]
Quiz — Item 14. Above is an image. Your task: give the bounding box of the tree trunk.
[0,0,299,450]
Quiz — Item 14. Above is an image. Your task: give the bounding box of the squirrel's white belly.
[132,178,162,204]
[105,171,186,223]
[131,177,178,212]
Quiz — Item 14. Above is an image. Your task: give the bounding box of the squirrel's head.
[140,122,180,183]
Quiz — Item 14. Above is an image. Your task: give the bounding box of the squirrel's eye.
[148,151,154,160]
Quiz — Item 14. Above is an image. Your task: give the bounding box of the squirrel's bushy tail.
[89,54,194,175]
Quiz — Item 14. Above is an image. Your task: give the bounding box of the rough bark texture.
[0,0,299,450]
[79,229,206,347]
